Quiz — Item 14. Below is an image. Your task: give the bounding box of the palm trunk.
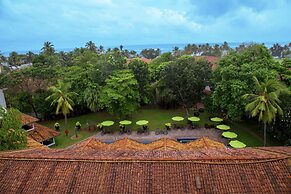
[64,114,67,125]
[263,122,267,146]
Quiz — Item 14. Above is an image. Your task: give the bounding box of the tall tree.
[45,80,77,124]
[26,51,34,63]
[0,108,27,151]
[128,58,150,104]
[243,77,289,146]
[140,48,161,59]
[161,56,211,115]
[212,44,279,119]
[99,70,140,118]
[83,83,101,112]
[85,41,97,52]
[8,51,21,69]
[41,41,55,55]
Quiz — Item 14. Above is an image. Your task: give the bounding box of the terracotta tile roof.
[27,123,60,143]
[21,113,39,125]
[27,137,48,149]
[127,57,151,64]
[194,56,220,71]
[0,138,290,193]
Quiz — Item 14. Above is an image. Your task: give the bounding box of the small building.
[21,113,60,147]
[194,56,220,71]
[0,64,3,73]
[127,57,151,64]
[0,89,7,108]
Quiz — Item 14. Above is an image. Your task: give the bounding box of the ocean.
[1,42,290,56]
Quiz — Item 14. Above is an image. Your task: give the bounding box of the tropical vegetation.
[0,41,290,146]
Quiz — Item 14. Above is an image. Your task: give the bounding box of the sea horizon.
[1,41,290,57]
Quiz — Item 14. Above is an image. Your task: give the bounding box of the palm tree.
[242,77,289,146]
[26,51,34,63]
[98,45,104,53]
[41,41,55,55]
[8,51,20,69]
[84,84,100,112]
[46,80,78,124]
[85,41,97,52]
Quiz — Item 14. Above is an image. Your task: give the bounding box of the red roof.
[28,123,60,143]
[0,138,290,193]
[127,57,151,64]
[194,56,220,71]
[21,114,39,125]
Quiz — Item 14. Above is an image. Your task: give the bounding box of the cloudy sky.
[0,0,290,52]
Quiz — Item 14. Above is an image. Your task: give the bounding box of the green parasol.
[165,123,171,127]
[119,120,132,125]
[136,120,149,126]
[101,120,114,127]
[216,124,230,130]
[229,140,246,148]
[172,116,184,122]
[210,117,223,122]
[222,132,238,139]
[188,116,200,122]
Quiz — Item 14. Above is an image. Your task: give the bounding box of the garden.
[1,42,290,151]
[40,107,280,148]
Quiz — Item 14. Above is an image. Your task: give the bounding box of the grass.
[40,106,280,148]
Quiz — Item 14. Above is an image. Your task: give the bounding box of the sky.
[0,0,290,52]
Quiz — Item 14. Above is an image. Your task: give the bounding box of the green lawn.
[40,106,280,148]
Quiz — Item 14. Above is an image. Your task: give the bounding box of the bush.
[0,108,27,151]
[193,112,200,116]
[198,108,204,113]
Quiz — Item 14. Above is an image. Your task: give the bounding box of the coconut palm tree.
[41,41,55,55]
[85,41,97,52]
[242,77,289,146]
[46,80,78,124]
[84,84,100,112]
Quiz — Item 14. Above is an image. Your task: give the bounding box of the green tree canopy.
[0,108,27,151]
[46,80,78,124]
[128,58,150,104]
[99,69,140,119]
[242,77,289,146]
[212,45,280,119]
[160,55,211,113]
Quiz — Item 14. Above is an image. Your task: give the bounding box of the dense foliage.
[99,70,140,119]
[0,108,27,151]
[211,45,280,119]
[0,41,290,144]
[243,77,289,146]
[159,56,211,112]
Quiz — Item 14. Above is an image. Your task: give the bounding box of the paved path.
[95,127,229,145]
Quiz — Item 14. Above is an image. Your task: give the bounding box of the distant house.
[0,89,7,108]
[0,64,3,73]
[127,57,151,64]
[21,113,60,147]
[194,56,220,71]
[194,56,220,95]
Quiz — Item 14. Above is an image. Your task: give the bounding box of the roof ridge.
[254,147,291,157]
[0,157,288,165]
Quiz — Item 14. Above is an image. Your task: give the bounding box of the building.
[0,89,7,108]
[21,113,60,147]
[194,56,220,95]
[0,137,290,193]
[127,57,151,64]
[194,56,220,71]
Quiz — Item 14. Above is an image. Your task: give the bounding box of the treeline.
[1,42,291,68]
[0,42,290,144]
